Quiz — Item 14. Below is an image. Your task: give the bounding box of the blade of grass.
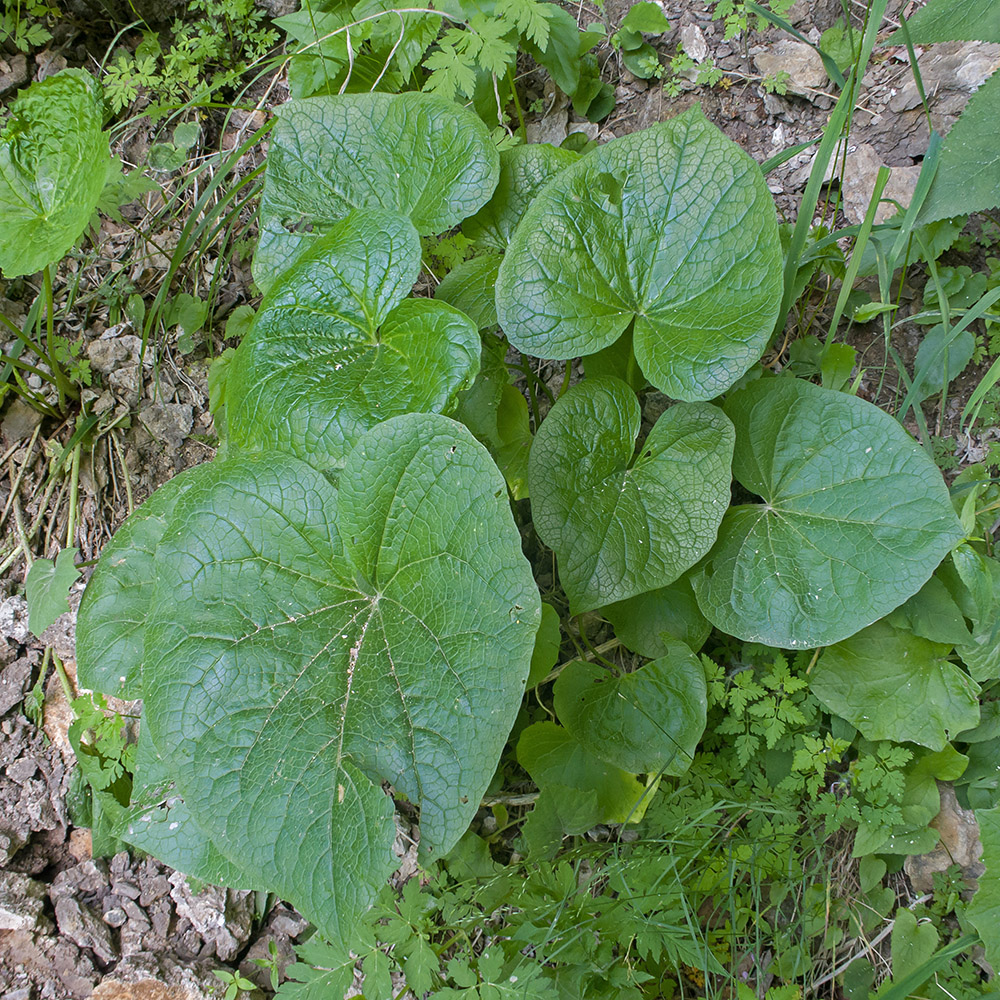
[774,0,887,341]
[760,136,821,174]
[898,285,1000,426]
[826,165,890,342]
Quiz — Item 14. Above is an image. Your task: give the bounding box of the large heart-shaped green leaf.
[553,639,706,775]
[811,620,980,750]
[253,93,499,290]
[692,378,965,648]
[76,466,204,699]
[463,143,579,251]
[226,210,480,470]
[120,728,260,890]
[528,377,734,613]
[0,69,111,277]
[495,106,782,401]
[128,414,538,938]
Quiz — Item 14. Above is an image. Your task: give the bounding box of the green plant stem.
[52,650,75,706]
[0,351,58,385]
[826,166,889,343]
[43,265,71,413]
[507,67,526,141]
[66,443,80,549]
[542,639,619,686]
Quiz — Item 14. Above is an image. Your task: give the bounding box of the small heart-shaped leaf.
[529,377,734,613]
[553,640,706,775]
[227,210,480,470]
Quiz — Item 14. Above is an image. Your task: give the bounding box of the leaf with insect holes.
[692,378,965,648]
[253,93,499,291]
[553,640,706,775]
[0,69,111,277]
[528,377,734,614]
[89,414,540,940]
[227,210,480,471]
[25,548,81,637]
[496,106,782,400]
[118,726,261,891]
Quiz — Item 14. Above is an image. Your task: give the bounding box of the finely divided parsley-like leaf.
[692,378,965,648]
[528,377,734,613]
[553,639,707,775]
[495,106,782,401]
[495,0,554,50]
[893,0,1000,44]
[0,69,111,277]
[253,92,499,291]
[227,210,480,471]
[916,70,1000,224]
[811,619,980,750]
[97,414,541,939]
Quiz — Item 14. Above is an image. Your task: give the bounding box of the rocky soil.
[1,0,998,996]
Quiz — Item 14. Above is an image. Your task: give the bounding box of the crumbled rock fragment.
[835,143,922,224]
[90,951,229,1000]
[0,597,32,645]
[890,41,1000,113]
[139,402,194,451]
[679,22,708,63]
[1,397,45,443]
[168,872,254,962]
[753,39,828,96]
[241,931,296,990]
[905,783,984,894]
[0,53,29,95]
[0,657,32,715]
[0,871,48,931]
[53,896,119,964]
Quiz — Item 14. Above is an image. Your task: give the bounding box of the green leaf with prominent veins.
[692,378,965,648]
[137,414,540,939]
[892,0,1000,43]
[968,805,1000,967]
[916,71,1000,224]
[0,69,111,277]
[528,377,734,613]
[553,639,706,775]
[120,727,261,891]
[253,93,499,291]
[435,253,502,330]
[463,143,579,251]
[603,575,711,656]
[495,106,782,401]
[811,620,980,750]
[25,548,80,638]
[76,466,204,699]
[227,210,480,471]
[517,721,649,828]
